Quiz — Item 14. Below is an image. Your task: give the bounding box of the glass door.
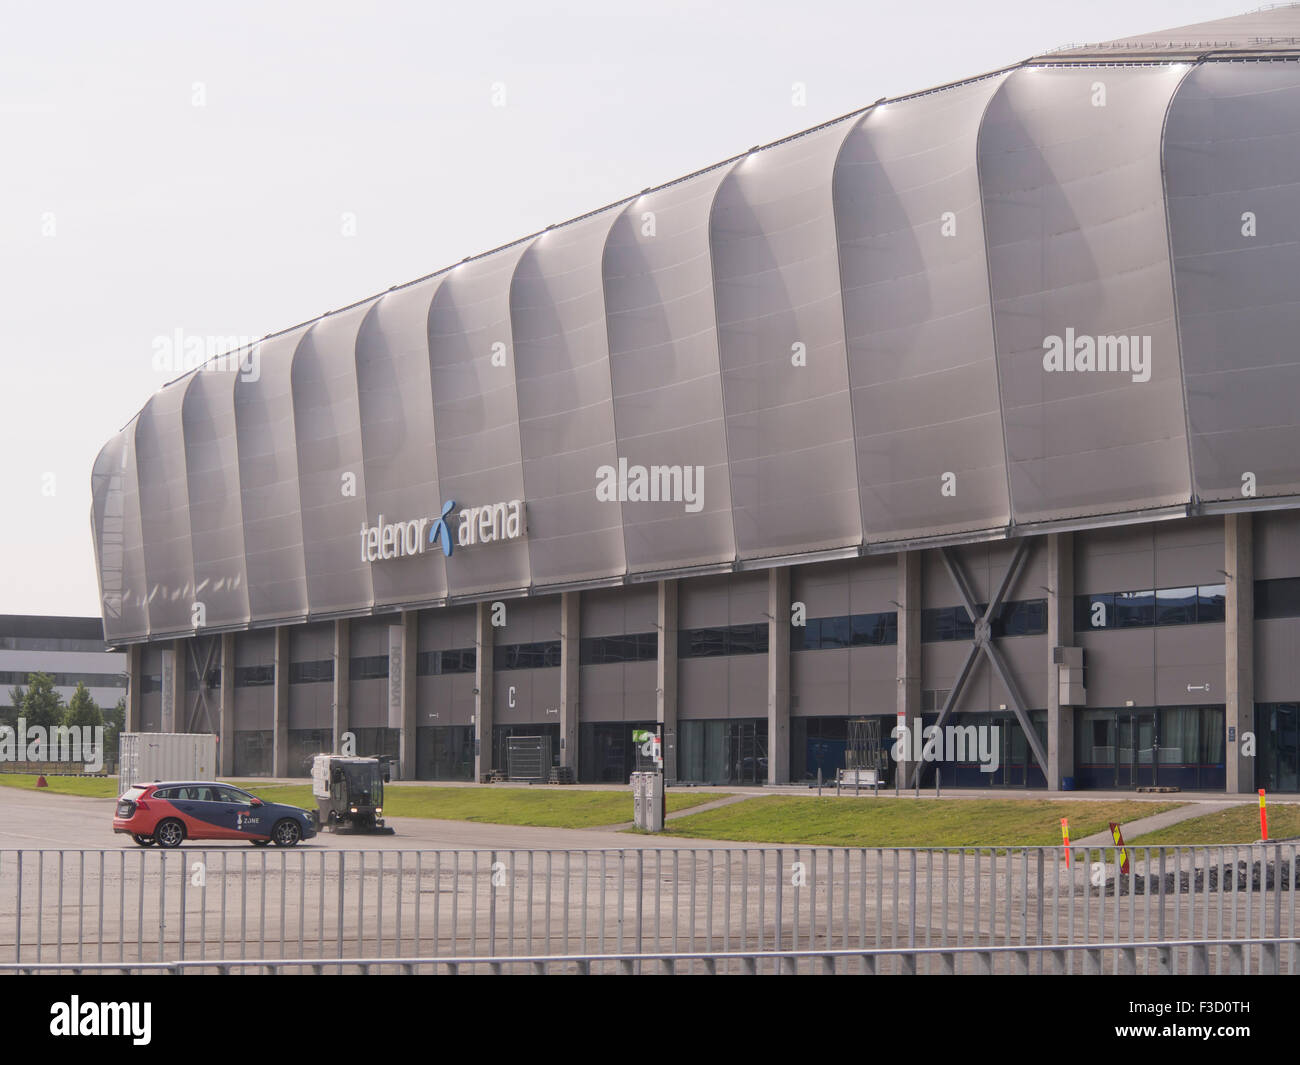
[1136,712,1158,788]
[1116,714,1134,788]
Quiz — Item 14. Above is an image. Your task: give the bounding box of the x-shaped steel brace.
[186,637,220,733]
[914,538,1049,782]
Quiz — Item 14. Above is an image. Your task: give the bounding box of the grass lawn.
[0,773,119,798]
[228,782,725,829]
[1129,802,1300,846]
[657,796,1184,848]
[0,773,724,828]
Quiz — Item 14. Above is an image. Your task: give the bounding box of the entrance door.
[1000,718,1030,788]
[1115,714,1134,788]
[1115,711,1158,789]
[1135,712,1158,788]
[726,722,767,785]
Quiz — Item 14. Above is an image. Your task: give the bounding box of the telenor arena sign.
[359,499,525,562]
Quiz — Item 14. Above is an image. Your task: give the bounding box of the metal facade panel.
[710,123,862,559]
[511,213,626,585]
[91,433,147,642]
[979,64,1192,525]
[181,369,250,631]
[1165,61,1300,503]
[356,280,449,608]
[836,75,1012,543]
[603,167,738,571]
[234,329,310,624]
[134,382,196,635]
[428,247,532,597]
[292,305,375,616]
[116,429,152,641]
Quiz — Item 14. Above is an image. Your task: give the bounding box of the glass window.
[350,655,389,680]
[235,664,275,687]
[1256,577,1300,620]
[791,617,818,651]
[1076,710,1115,765]
[1155,587,1196,626]
[819,616,851,649]
[1196,585,1226,624]
[289,659,333,684]
[680,628,725,658]
[1074,593,1113,631]
[1000,599,1047,637]
[851,612,897,646]
[727,623,766,655]
[1113,590,1155,628]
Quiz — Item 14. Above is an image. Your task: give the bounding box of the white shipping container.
[118,733,217,795]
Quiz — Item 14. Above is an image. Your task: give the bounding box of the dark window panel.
[349,655,389,681]
[234,664,275,687]
[1075,592,1115,631]
[1255,578,1300,620]
[289,659,333,684]
[1155,587,1196,627]
[1113,590,1155,628]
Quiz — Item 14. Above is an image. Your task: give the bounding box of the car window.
[153,787,176,799]
[217,786,253,804]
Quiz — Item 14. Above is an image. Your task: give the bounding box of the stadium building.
[91,9,1300,791]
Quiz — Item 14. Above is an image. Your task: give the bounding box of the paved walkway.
[594,792,755,833]
[1072,800,1246,846]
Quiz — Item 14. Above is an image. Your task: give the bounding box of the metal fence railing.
[1,844,1297,975]
[0,938,1295,976]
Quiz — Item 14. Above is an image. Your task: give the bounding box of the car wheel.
[250,839,269,847]
[153,819,186,849]
[272,818,301,847]
[132,834,155,847]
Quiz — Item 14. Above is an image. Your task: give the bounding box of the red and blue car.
[113,781,317,848]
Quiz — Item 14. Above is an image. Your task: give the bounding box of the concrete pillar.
[332,619,350,755]
[218,632,234,776]
[162,639,183,733]
[657,580,679,783]
[767,567,790,785]
[559,591,580,778]
[272,626,289,777]
[1046,532,1076,791]
[896,550,922,788]
[124,643,141,733]
[1226,513,1254,794]
[474,601,495,782]
[398,611,418,781]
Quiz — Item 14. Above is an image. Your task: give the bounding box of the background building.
[0,615,127,714]
[90,9,1300,790]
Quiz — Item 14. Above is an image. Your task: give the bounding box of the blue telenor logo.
[429,500,456,557]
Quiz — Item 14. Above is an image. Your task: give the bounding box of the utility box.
[118,732,217,795]
[631,771,664,832]
[1054,646,1086,706]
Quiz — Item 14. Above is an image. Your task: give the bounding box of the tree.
[65,683,104,728]
[17,672,62,730]
[103,695,126,767]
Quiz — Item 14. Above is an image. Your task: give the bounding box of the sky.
[0,0,1241,619]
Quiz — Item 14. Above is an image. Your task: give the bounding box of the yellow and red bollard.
[1061,816,1070,867]
[1259,789,1268,842]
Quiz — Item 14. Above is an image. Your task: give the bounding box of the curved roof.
[92,8,1300,642]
